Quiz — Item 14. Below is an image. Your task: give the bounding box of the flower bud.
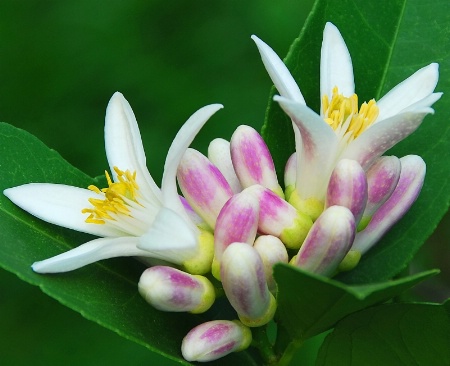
[177,148,233,229]
[352,155,425,254]
[253,235,288,292]
[221,243,277,327]
[181,320,252,362]
[326,159,367,226]
[231,125,284,198]
[284,153,297,200]
[208,138,242,193]
[249,185,312,249]
[138,266,215,314]
[359,156,401,230]
[212,189,259,279]
[292,206,355,276]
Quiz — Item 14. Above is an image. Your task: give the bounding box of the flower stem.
[251,326,277,365]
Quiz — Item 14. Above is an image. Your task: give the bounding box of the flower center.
[82,167,141,224]
[322,86,379,139]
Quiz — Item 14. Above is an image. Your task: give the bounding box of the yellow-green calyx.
[288,191,324,221]
[238,293,277,328]
[279,212,313,249]
[357,215,372,232]
[189,275,216,314]
[284,184,296,202]
[182,230,215,275]
[338,250,361,272]
[232,320,253,351]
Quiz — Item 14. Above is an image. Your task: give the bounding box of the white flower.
[252,22,441,219]
[4,92,222,273]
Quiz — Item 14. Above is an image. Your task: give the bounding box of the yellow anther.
[82,167,141,224]
[322,86,379,139]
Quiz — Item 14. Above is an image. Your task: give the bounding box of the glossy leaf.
[262,0,450,283]
[0,123,260,365]
[316,302,450,366]
[274,263,437,341]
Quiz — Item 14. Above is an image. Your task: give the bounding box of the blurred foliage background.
[0,1,448,365]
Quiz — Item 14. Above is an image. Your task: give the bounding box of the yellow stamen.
[322,86,379,139]
[82,167,141,224]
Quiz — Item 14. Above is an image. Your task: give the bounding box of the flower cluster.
[4,23,440,362]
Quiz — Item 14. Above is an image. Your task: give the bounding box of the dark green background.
[0,1,448,365]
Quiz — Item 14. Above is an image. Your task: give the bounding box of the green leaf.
[274,263,437,342]
[262,0,450,283]
[0,123,260,365]
[316,302,450,366]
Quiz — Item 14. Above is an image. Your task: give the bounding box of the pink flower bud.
[208,138,242,193]
[292,206,355,276]
[212,189,260,279]
[326,159,368,226]
[249,185,312,249]
[181,320,252,362]
[231,125,284,197]
[221,243,277,327]
[253,235,288,292]
[359,156,401,230]
[352,155,425,254]
[177,148,233,229]
[138,266,215,314]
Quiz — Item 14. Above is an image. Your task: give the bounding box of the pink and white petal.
[342,111,431,169]
[161,104,223,220]
[352,155,426,254]
[208,138,242,193]
[275,96,339,201]
[376,63,439,121]
[284,153,297,188]
[251,35,305,104]
[320,22,355,103]
[104,92,162,203]
[178,149,233,229]
[32,236,145,273]
[4,183,125,237]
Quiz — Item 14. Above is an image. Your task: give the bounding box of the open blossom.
[4,93,222,273]
[253,22,441,220]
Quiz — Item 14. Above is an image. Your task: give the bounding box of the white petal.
[104,92,162,204]
[4,183,125,237]
[275,96,339,201]
[161,104,223,219]
[32,236,145,273]
[400,92,442,114]
[320,23,354,102]
[342,111,431,169]
[251,35,305,104]
[376,63,439,121]
[138,207,198,264]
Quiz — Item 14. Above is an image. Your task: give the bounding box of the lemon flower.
[4,93,222,273]
[252,22,441,219]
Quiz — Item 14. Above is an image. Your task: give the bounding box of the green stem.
[275,339,303,366]
[251,326,277,365]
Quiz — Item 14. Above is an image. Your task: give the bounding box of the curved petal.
[341,110,431,169]
[161,104,223,220]
[104,92,162,204]
[275,96,339,201]
[320,23,354,103]
[32,236,145,273]
[4,183,125,237]
[251,35,305,104]
[138,207,198,264]
[376,63,439,121]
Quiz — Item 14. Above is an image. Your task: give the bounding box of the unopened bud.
[138,266,215,314]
